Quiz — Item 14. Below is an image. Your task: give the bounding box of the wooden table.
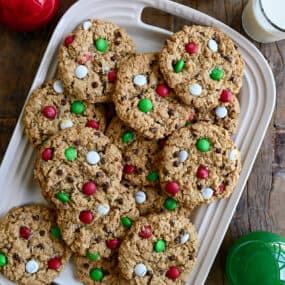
[0,1,284,283]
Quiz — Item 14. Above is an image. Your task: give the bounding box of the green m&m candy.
[56,192,70,203]
[174,59,185,73]
[122,131,134,143]
[164,197,177,211]
[90,268,104,281]
[196,138,211,152]
[95,38,108,52]
[138,98,153,113]
[65,147,77,161]
[71,101,85,114]
[146,171,159,182]
[121,217,132,229]
[0,252,7,267]
[210,67,224,80]
[86,252,100,261]
[154,239,166,253]
[51,226,61,239]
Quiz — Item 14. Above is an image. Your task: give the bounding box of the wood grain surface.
[0,0,284,284]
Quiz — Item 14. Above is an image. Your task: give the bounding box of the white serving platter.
[0,0,276,284]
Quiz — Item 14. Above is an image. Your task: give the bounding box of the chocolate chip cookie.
[23,79,106,148]
[159,25,244,110]
[0,205,71,285]
[159,123,241,209]
[58,19,136,103]
[118,212,198,285]
[113,53,193,139]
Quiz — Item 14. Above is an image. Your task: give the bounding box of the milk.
[242,0,285,43]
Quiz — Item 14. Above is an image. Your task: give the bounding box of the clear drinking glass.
[242,0,285,43]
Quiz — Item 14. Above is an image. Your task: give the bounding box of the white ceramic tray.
[0,0,275,284]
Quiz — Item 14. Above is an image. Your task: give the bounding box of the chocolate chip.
[101,158,106,164]
[137,93,143,99]
[159,270,166,275]
[114,40,120,46]
[103,226,112,236]
[96,171,103,178]
[61,99,67,105]
[13,253,21,262]
[173,151,179,158]
[95,131,101,137]
[115,198,123,205]
[146,270,153,276]
[175,124,179,129]
[135,167,143,174]
[92,82,98,88]
[230,76,237,83]
[75,227,81,233]
[215,148,222,153]
[56,169,63,176]
[212,35,220,43]
[32,215,40,221]
[132,148,139,155]
[173,161,179,167]
[197,183,202,190]
[94,236,102,243]
[102,182,109,191]
[73,140,80,146]
[163,168,169,176]
[111,54,117,61]
[120,96,127,101]
[114,30,122,38]
[150,127,157,134]
[66,176,74,183]
[170,220,175,226]
[83,263,89,269]
[169,255,176,261]
[168,109,175,116]
[221,53,233,63]
[36,243,44,249]
[174,237,180,243]
[39,230,45,236]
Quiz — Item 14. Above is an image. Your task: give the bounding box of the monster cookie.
[106,117,161,186]
[190,94,240,135]
[159,25,244,109]
[113,53,193,139]
[0,205,71,285]
[56,184,139,257]
[34,126,123,192]
[58,19,136,103]
[23,79,106,148]
[159,123,241,209]
[118,212,198,285]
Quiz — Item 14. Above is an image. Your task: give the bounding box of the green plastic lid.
[226,231,285,285]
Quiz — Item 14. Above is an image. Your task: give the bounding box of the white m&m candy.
[135,191,146,204]
[202,187,213,200]
[134,75,147,87]
[229,149,238,161]
[134,263,147,277]
[189,83,202,96]
[83,21,92,30]
[178,150,188,163]
[180,232,190,244]
[208,39,218,52]
[86,151,100,165]
[60,119,73,130]
[215,106,228,118]
[53,80,64,93]
[97,204,110,216]
[75,65,88,79]
[26,260,39,274]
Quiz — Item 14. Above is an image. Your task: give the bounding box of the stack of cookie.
[0,19,244,285]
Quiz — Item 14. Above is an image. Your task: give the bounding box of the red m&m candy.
[82,182,97,196]
[108,70,117,83]
[48,257,62,270]
[106,239,120,249]
[185,42,199,54]
[79,210,94,224]
[165,182,180,196]
[42,106,57,120]
[156,84,170,97]
[64,35,74,47]
[166,266,180,280]
[86,120,100,130]
[196,166,209,179]
[123,165,136,174]
[220,89,232,102]
[42,148,54,161]
[20,226,32,240]
[139,225,152,239]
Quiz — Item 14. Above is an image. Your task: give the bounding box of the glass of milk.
[242,0,285,43]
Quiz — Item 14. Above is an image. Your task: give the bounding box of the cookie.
[58,19,136,103]
[56,184,139,258]
[0,205,71,285]
[106,117,161,186]
[113,53,193,139]
[118,212,198,285]
[34,126,123,193]
[159,123,241,209]
[190,95,240,135]
[23,79,106,148]
[159,25,244,109]
[121,181,167,216]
